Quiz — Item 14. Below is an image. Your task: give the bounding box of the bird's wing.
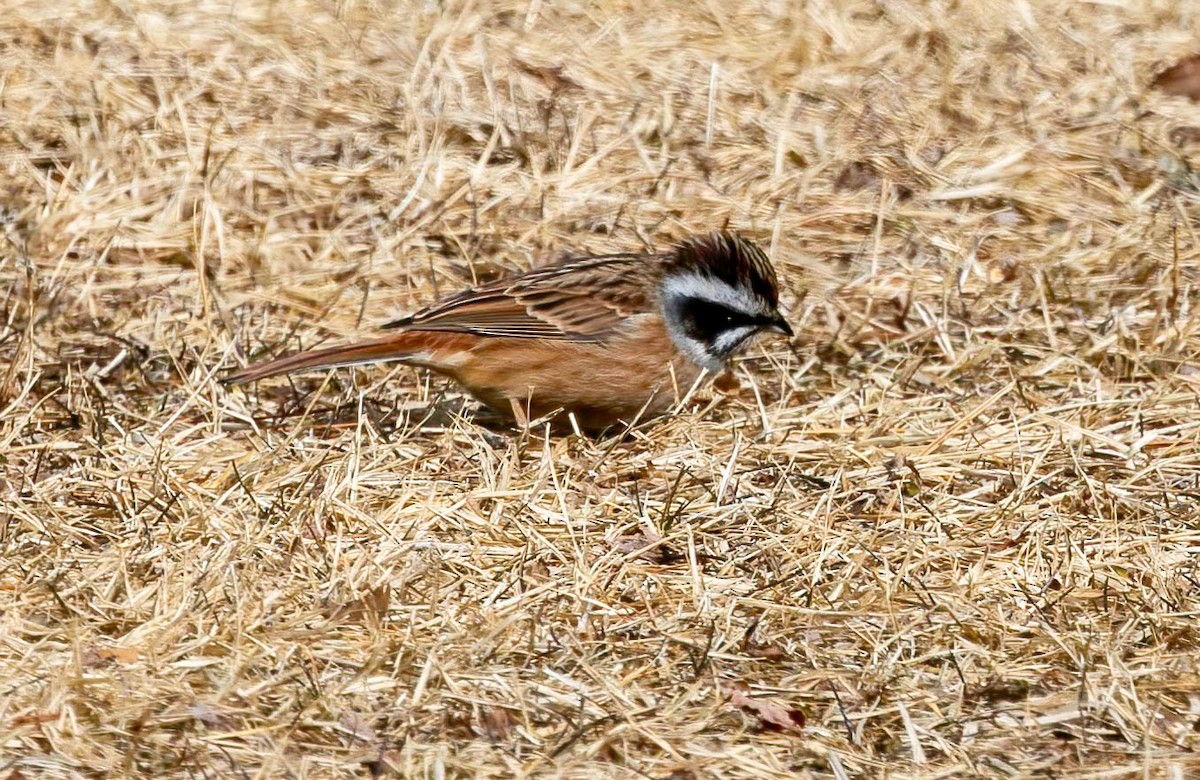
[382,253,660,341]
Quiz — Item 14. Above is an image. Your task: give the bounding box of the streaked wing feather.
[382,254,659,340]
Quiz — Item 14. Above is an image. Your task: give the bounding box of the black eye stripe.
[678,298,763,346]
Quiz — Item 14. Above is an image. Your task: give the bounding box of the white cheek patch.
[713,325,758,357]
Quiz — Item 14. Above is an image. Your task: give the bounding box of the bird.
[223,232,792,431]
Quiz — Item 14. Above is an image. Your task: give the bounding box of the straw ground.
[3,0,1200,777]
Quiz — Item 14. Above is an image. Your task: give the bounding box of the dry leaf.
[1154,55,1200,101]
[1169,126,1200,146]
[189,701,229,728]
[514,60,581,93]
[83,645,140,666]
[477,705,517,743]
[722,681,806,735]
[613,531,681,564]
[361,749,401,779]
[339,711,378,743]
[712,371,741,394]
[325,584,391,624]
[834,160,879,192]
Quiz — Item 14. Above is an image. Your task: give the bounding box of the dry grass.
[3,0,1200,777]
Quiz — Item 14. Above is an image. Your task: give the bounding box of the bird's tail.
[222,334,427,385]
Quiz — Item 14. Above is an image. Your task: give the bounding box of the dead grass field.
[4,0,1200,777]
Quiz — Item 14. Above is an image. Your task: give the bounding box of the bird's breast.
[431,316,705,427]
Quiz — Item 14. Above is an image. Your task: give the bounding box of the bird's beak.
[769,316,793,338]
